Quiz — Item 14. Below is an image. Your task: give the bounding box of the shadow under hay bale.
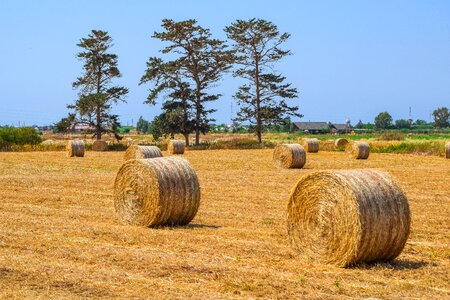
[287,169,410,267]
[92,140,108,151]
[114,157,200,227]
[273,144,306,169]
[300,138,319,153]
[335,138,349,150]
[347,141,370,159]
[168,140,185,154]
[124,145,163,161]
[446,142,450,159]
[67,140,85,157]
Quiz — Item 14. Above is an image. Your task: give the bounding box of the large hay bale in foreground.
[66,140,85,157]
[335,138,349,150]
[346,141,370,159]
[273,144,306,169]
[287,169,410,267]
[446,142,450,159]
[114,157,200,227]
[92,140,108,151]
[124,145,163,161]
[300,138,319,153]
[168,140,185,154]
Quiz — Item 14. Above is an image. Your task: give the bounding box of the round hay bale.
[300,138,319,153]
[66,140,85,157]
[446,141,450,159]
[92,140,108,151]
[168,140,185,155]
[287,169,410,267]
[114,157,200,227]
[334,138,349,150]
[273,144,306,169]
[124,145,163,161]
[346,141,370,159]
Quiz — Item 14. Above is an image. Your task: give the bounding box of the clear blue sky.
[0,0,449,126]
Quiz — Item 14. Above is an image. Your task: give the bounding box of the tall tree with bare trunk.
[225,19,301,143]
[70,30,128,140]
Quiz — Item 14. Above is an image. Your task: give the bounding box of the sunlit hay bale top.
[287,169,410,267]
[168,140,185,154]
[124,145,163,161]
[273,144,306,169]
[114,157,200,227]
[446,142,450,159]
[66,140,85,157]
[335,138,349,150]
[92,140,108,151]
[318,139,335,152]
[346,141,370,159]
[300,138,319,153]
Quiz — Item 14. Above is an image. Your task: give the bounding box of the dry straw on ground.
[92,140,108,152]
[300,138,319,153]
[114,157,200,227]
[287,169,411,267]
[273,144,306,169]
[335,138,349,150]
[66,140,85,157]
[446,141,450,159]
[347,141,370,159]
[123,145,163,161]
[168,140,185,154]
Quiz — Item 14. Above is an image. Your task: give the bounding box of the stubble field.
[0,149,449,299]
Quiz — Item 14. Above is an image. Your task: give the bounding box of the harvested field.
[0,150,449,299]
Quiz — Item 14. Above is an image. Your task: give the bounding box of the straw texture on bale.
[124,145,163,161]
[168,140,185,154]
[114,157,200,227]
[300,138,319,153]
[346,141,370,159]
[92,140,108,151]
[273,144,306,169]
[446,142,450,159]
[66,140,85,157]
[335,138,349,150]
[287,169,411,267]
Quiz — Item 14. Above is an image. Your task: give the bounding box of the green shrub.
[0,127,42,149]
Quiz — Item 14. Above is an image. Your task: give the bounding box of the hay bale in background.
[287,169,410,267]
[92,140,108,151]
[124,145,163,161]
[67,140,85,157]
[347,141,370,159]
[168,140,185,154]
[335,138,349,150]
[114,157,200,227]
[446,142,450,159]
[273,144,306,169]
[300,138,319,153]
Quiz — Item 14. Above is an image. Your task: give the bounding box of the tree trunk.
[195,86,201,146]
[184,133,190,147]
[255,59,262,144]
[96,106,101,140]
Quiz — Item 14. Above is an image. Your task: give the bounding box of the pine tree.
[225,19,301,143]
[150,19,235,145]
[69,30,128,140]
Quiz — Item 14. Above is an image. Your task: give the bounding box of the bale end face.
[300,138,319,153]
[168,140,185,155]
[92,140,108,151]
[287,169,410,267]
[335,138,349,150]
[273,144,306,168]
[67,140,85,157]
[346,141,370,159]
[114,157,200,227]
